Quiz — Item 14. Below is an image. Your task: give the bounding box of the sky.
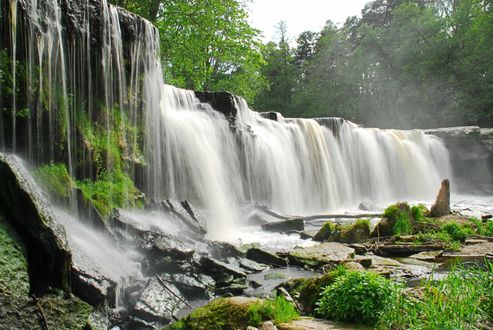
[247,0,370,43]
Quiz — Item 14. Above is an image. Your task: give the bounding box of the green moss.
[313,222,336,241]
[315,220,371,243]
[0,216,92,329]
[0,216,30,297]
[440,222,474,242]
[34,162,74,201]
[166,297,260,330]
[374,203,414,237]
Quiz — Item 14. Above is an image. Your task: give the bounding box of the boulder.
[0,153,71,293]
[261,219,304,233]
[372,203,412,237]
[288,243,355,268]
[246,247,288,267]
[170,297,262,330]
[315,220,371,244]
[198,256,247,279]
[131,277,186,325]
[166,198,207,235]
[248,213,269,226]
[430,179,451,217]
[409,250,443,262]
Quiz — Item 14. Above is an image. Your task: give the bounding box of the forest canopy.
[110,0,493,129]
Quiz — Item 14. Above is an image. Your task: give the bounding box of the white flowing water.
[148,86,452,239]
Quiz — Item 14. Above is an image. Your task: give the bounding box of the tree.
[253,22,297,113]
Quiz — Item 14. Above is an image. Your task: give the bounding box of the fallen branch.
[31,295,50,330]
[155,274,192,308]
[255,205,382,221]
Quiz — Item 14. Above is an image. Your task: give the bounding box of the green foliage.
[247,296,299,326]
[77,169,142,217]
[383,203,413,236]
[411,204,429,222]
[469,217,493,237]
[316,270,400,325]
[441,222,474,242]
[34,163,74,200]
[292,266,347,314]
[378,263,493,329]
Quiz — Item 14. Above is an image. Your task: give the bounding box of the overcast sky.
[247,0,370,42]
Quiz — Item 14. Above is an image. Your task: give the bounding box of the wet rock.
[409,250,443,262]
[313,222,335,242]
[0,153,71,293]
[161,272,214,300]
[199,256,247,279]
[247,247,288,268]
[131,277,186,325]
[166,198,207,235]
[215,279,249,296]
[74,187,108,231]
[209,241,244,259]
[430,179,451,217]
[261,219,304,233]
[181,200,208,234]
[289,243,355,268]
[71,267,117,307]
[375,243,446,257]
[442,242,493,263]
[239,257,270,272]
[300,230,318,240]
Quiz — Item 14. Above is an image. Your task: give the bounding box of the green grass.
[378,263,493,329]
[248,296,299,326]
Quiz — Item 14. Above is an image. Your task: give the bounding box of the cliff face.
[425,127,493,194]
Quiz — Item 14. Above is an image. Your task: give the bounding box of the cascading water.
[1,0,452,242]
[149,86,452,239]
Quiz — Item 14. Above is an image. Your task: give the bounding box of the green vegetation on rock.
[248,295,299,326]
[77,169,143,217]
[315,219,371,243]
[0,216,92,329]
[35,162,74,201]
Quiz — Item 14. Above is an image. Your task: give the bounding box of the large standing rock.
[430,179,451,217]
[0,153,71,293]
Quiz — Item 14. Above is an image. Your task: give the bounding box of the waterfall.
[0,0,452,241]
[152,87,452,238]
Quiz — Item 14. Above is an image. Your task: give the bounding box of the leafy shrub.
[441,222,474,242]
[378,263,493,329]
[316,271,399,325]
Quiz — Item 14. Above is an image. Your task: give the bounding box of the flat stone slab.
[278,317,370,330]
[442,242,493,262]
[289,243,355,268]
[409,250,443,261]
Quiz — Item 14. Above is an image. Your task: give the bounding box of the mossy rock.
[313,222,336,242]
[0,216,92,329]
[372,203,413,237]
[314,220,371,244]
[167,297,261,330]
